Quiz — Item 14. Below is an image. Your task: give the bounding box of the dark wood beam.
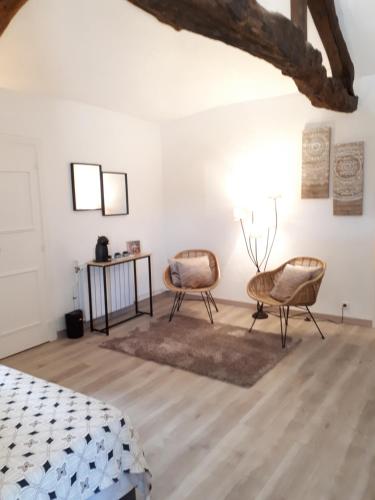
[0,0,357,113]
[128,0,358,112]
[307,0,355,95]
[0,0,29,37]
[291,0,307,40]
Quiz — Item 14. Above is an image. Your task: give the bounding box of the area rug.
[100,315,301,388]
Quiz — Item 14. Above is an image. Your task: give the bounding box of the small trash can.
[65,309,84,339]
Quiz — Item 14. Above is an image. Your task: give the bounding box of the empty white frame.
[101,171,129,216]
[71,163,102,211]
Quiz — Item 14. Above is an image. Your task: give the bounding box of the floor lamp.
[235,196,279,319]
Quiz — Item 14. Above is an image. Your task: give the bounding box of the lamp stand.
[239,197,279,320]
[253,301,268,319]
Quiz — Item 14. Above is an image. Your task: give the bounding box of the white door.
[0,136,49,359]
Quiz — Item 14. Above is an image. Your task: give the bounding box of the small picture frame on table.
[127,240,141,255]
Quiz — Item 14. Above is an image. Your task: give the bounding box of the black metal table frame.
[87,254,153,335]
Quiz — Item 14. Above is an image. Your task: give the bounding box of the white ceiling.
[0,0,372,121]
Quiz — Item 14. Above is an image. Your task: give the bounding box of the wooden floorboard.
[3,295,375,500]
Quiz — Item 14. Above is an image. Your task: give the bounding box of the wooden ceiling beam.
[291,0,307,41]
[307,0,355,95]
[0,0,358,113]
[0,0,28,37]
[128,0,358,112]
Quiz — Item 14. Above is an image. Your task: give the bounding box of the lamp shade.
[233,206,252,221]
[268,191,282,200]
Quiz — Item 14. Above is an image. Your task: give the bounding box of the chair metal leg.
[279,307,284,348]
[305,306,325,340]
[207,291,219,312]
[201,292,214,324]
[205,292,214,324]
[279,306,289,348]
[249,315,257,333]
[283,305,289,330]
[169,292,181,322]
[177,292,185,311]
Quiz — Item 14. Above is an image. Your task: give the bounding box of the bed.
[0,364,151,500]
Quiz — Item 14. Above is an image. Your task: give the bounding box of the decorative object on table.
[164,249,220,324]
[127,240,141,254]
[100,315,301,388]
[70,163,102,211]
[101,171,129,216]
[95,235,110,262]
[87,253,153,336]
[333,141,364,215]
[301,127,331,198]
[114,252,121,259]
[247,256,326,348]
[122,251,130,257]
[234,196,279,320]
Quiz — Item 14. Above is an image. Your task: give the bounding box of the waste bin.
[65,309,84,339]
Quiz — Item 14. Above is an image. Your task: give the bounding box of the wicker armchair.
[247,257,326,348]
[164,249,220,323]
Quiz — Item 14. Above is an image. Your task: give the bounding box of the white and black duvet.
[0,364,150,500]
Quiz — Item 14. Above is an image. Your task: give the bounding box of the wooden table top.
[87,252,151,267]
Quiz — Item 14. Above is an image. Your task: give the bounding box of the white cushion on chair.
[270,264,320,301]
[169,258,182,287]
[173,256,214,289]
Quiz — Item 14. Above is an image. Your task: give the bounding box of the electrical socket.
[341,302,349,309]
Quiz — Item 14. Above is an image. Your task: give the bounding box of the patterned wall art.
[333,142,364,216]
[301,127,331,198]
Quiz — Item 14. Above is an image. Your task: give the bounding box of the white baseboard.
[163,291,373,328]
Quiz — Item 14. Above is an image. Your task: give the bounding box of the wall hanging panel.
[301,127,331,198]
[333,142,364,216]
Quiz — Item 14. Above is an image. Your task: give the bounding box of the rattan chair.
[247,257,326,348]
[164,249,220,323]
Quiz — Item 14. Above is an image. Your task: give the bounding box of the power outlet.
[341,302,349,324]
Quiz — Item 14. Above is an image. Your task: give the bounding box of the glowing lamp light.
[233,206,250,221]
[248,222,267,239]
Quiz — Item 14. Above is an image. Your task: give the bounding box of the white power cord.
[72,261,81,311]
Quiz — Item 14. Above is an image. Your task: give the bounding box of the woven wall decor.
[301,127,331,198]
[333,141,364,216]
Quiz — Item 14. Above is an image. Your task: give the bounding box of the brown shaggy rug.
[100,315,301,388]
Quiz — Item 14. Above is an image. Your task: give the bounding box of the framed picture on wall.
[101,171,129,216]
[71,163,102,211]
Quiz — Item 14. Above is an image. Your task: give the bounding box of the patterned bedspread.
[0,364,150,499]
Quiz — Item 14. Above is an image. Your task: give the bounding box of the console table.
[87,253,153,335]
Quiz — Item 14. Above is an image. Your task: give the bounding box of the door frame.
[0,133,52,358]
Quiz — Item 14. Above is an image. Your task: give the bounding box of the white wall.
[2,72,374,333]
[0,88,165,335]
[161,75,375,323]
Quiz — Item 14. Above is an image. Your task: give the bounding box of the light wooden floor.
[3,294,375,500]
